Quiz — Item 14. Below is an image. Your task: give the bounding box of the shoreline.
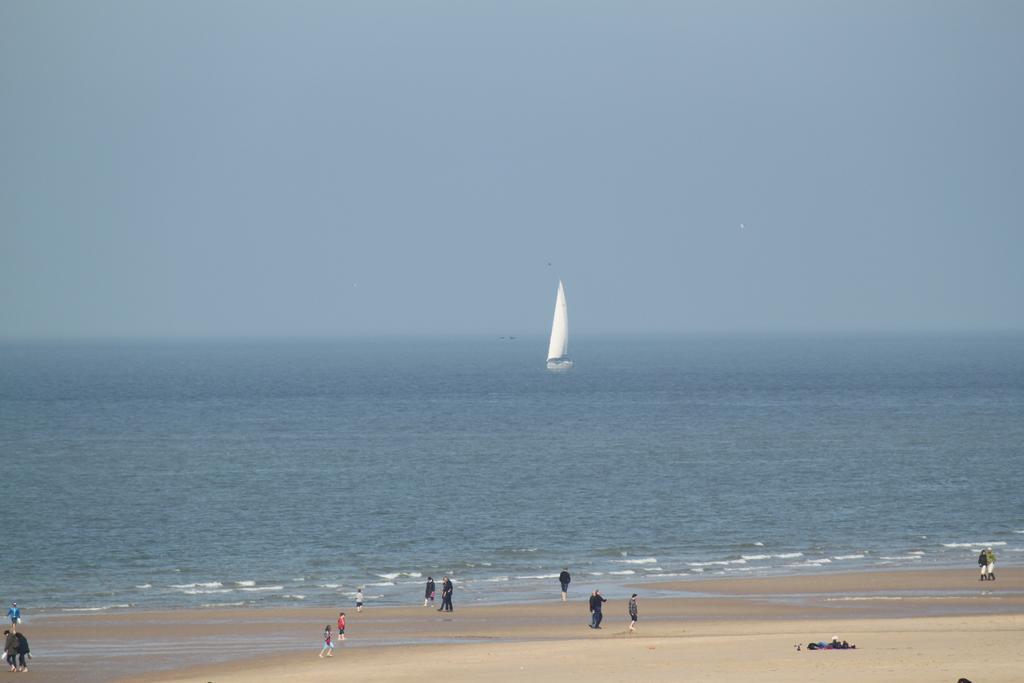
[23,559,1019,617]
[11,566,1020,682]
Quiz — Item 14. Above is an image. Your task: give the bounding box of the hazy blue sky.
[2,1,1021,337]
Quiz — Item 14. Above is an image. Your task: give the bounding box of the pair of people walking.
[3,629,29,672]
[978,547,997,580]
[587,590,638,631]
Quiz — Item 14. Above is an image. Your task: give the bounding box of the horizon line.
[2,328,1023,343]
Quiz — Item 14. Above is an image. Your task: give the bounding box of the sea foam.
[941,541,1007,548]
[63,604,132,612]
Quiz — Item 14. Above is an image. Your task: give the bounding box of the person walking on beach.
[978,548,990,580]
[3,630,18,672]
[439,577,454,612]
[355,589,364,613]
[337,612,346,640]
[319,624,335,657]
[6,603,19,633]
[628,593,638,631]
[559,568,571,602]
[13,632,29,672]
[424,576,436,607]
[588,590,606,629]
[985,547,996,581]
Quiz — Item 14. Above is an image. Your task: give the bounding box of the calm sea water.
[1,335,1022,614]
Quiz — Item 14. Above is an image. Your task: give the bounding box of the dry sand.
[16,567,1022,682]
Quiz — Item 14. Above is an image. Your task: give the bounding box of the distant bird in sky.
[739,223,745,230]
[547,261,552,266]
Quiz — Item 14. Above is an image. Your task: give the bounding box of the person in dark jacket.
[628,593,638,632]
[14,632,29,672]
[978,549,990,580]
[438,577,453,612]
[588,590,606,629]
[559,569,571,602]
[3,630,18,672]
[424,576,436,607]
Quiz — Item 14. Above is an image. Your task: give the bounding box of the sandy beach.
[14,566,1021,682]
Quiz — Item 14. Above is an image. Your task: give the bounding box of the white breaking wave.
[364,581,394,587]
[833,554,866,560]
[687,559,747,567]
[615,557,658,564]
[879,555,922,561]
[200,601,246,608]
[741,554,771,561]
[378,573,401,580]
[171,582,223,589]
[609,570,636,575]
[63,604,132,612]
[754,542,765,546]
[941,541,1007,548]
[514,574,560,580]
[234,580,256,587]
[135,584,152,589]
[787,558,832,568]
[240,585,284,592]
[282,594,305,600]
[774,552,803,559]
[182,588,234,595]
[642,567,664,572]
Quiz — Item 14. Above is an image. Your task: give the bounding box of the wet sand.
[15,566,1022,682]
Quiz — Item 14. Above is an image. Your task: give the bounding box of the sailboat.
[546,280,573,371]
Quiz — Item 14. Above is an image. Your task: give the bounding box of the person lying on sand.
[805,636,855,650]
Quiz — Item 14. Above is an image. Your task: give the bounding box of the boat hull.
[546,358,574,371]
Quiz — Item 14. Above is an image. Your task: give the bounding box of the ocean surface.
[2,334,1022,615]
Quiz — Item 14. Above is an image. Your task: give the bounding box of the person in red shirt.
[337,612,346,640]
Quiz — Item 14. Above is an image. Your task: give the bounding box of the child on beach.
[337,612,346,640]
[355,589,364,613]
[319,625,335,657]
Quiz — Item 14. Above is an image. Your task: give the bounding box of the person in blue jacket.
[6,604,19,633]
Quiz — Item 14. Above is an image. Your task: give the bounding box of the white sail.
[546,280,572,369]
